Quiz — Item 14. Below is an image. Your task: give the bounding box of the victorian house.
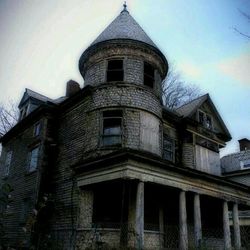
[0,4,250,250]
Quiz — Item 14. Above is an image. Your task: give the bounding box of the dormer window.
[107,60,124,82]
[198,110,212,130]
[20,105,29,120]
[144,62,154,88]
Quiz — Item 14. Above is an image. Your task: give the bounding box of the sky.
[0,0,249,156]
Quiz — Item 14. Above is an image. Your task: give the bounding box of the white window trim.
[28,146,40,172]
[240,159,250,169]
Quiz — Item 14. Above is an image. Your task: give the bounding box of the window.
[28,147,39,172]
[102,110,122,146]
[144,62,155,88]
[106,60,124,82]
[198,111,213,130]
[240,160,250,169]
[4,151,12,177]
[163,136,175,162]
[20,105,29,120]
[34,122,41,137]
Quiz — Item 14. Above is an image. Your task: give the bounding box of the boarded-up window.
[102,110,122,146]
[195,145,220,175]
[140,112,160,155]
[107,60,124,82]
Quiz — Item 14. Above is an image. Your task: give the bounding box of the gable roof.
[18,88,66,108]
[175,94,208,118]
[18,88,53,108]
[91,8,157,49]
[175,93,231,139]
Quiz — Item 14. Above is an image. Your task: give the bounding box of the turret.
[78,4,169,156]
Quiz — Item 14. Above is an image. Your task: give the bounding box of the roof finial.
[121,1,129,13]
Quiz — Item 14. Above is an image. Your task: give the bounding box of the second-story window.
[28,146,39,172]
[163,136,175,162]
[107,60,124,82]
[198,111,213,130]
[102,110,122,146]
[33,122,41,137]
[4,151,12,177]
[144,62,155,88]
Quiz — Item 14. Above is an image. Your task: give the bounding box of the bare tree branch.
[0,101,19,137]
[233,9,250,40]
[162,66,202,109]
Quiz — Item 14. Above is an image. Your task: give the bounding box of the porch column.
[159,206,164,248]
[223,201,231,250]
[233,203,241,250]
[135,181,144,250]
[194,193,202,248]
[179,190,188,250]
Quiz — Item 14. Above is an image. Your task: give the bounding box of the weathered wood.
[179,190,188,250]
[135,181,144,250]
[194,193,202,248]
[233,203,241,250]
[223,201,231,250]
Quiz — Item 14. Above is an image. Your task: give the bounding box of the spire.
[121,1,129,13]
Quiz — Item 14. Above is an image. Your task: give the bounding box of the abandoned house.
[0,4,250,250]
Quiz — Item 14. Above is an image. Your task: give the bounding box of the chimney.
[238,138,250,151]
[66,80,81,97]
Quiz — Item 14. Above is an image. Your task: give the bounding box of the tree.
[234,9,250,40]
[0,101,19,137]
[162,67,201,109]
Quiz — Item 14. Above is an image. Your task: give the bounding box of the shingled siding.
[82,45,164,98]
[182,143,195,169]
[0,117,47,247]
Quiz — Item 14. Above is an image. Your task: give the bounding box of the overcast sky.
[0,0,249,156]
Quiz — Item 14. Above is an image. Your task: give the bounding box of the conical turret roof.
[91,7,157,49]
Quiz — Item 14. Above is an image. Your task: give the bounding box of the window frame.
[240,160,250,169]
[106,59,124,82]
[28,146,40,172]
[33,122,41,137]
[198,110,213,130]
[101,110,123,147]
[163,135,175,162]
[4,151,12,177]
[144,62,155,88]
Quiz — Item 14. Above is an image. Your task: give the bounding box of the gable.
[176,94,231,141]
[191,101,226,135]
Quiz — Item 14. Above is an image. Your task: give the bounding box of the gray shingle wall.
[84,60,106,86]
[182,143,195,169]
[0,117,47,246]
[124,58,143,84]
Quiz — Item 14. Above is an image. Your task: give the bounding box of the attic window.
[20,105,29,120]
[198,111,213,130]
[107,60,124,82]
[144,62,155,88]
